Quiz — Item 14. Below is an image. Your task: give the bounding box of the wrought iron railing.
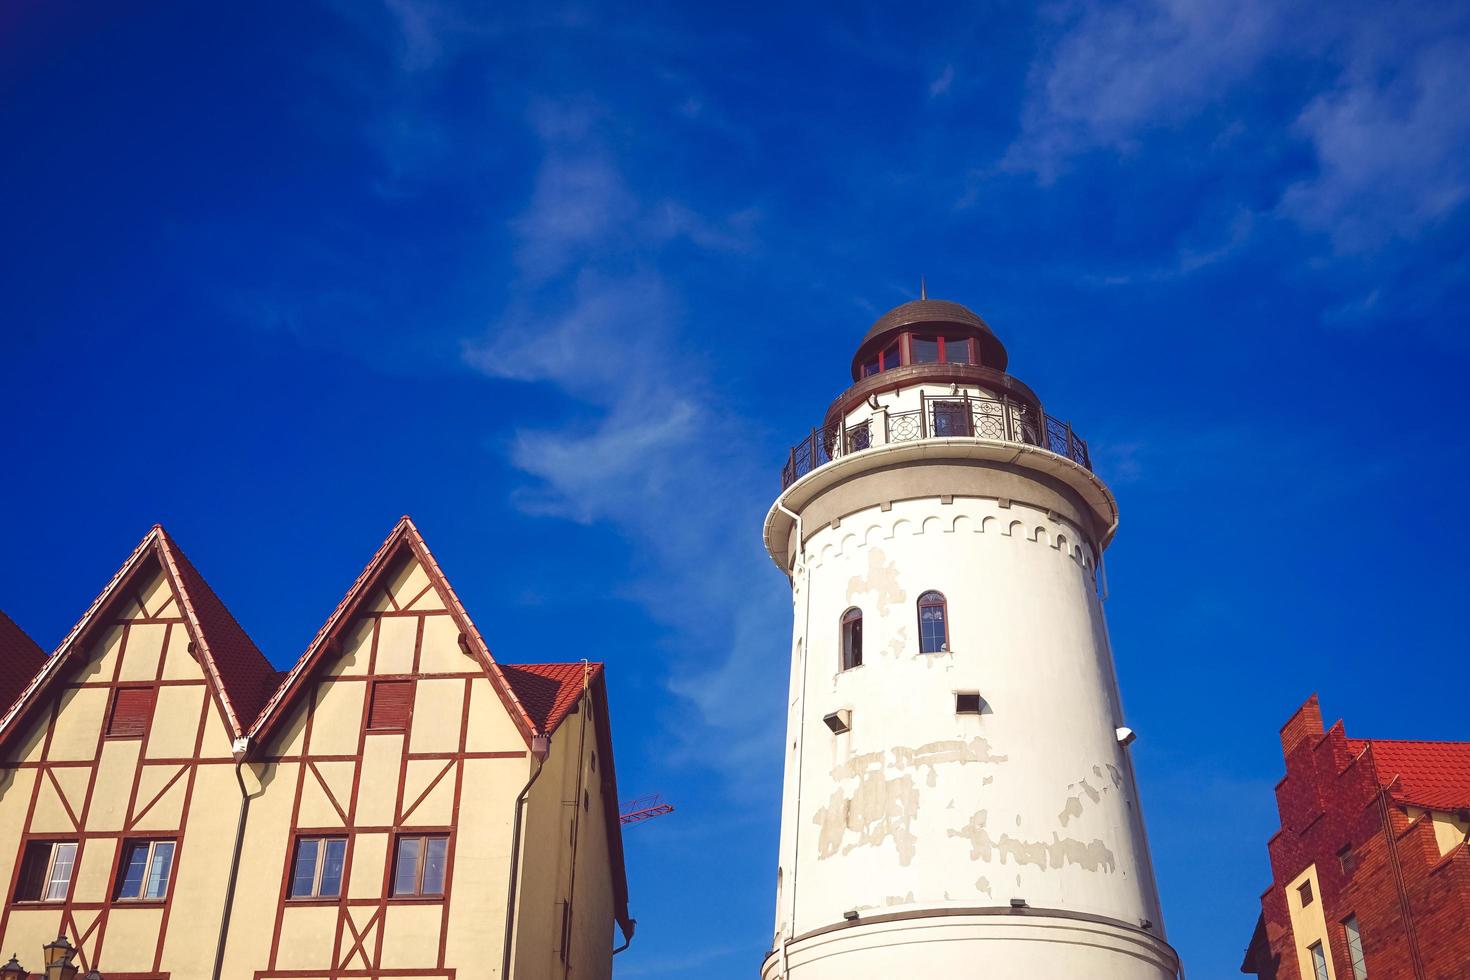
[780,393,1090,489]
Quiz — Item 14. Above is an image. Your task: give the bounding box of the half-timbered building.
[0,517,631,979]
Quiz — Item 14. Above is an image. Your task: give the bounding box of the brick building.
[1242,695,1470,979]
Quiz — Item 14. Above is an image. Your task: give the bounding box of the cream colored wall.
[1406,805,1470,857]
[0,565,239,975]
[1285,864,1335,980]
[220,552,537,980]
[511,689,616,980]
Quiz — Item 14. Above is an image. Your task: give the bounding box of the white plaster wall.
[770,488,1171,975]
[836,381,1035,449]
[761,914,1177,979]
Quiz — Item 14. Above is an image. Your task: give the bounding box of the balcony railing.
[780,393,1090,489]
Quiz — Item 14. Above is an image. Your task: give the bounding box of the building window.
[1298,879,1314,907]
[840,609,863,671]
[931,400,972,437]
[955,692,982,714]
[367,679,414,732]
[1309,942,1329,980]
[106,686,156,738]
[1338,843,1356,875]
[876,340,899,371]
[14,841,77,902]
[391,834,448,897]
[943,336,973,364]
[1344,915,1368,979]
[911,335,940,363]
[115,839,175,901]
[288,837,347,899]
[918,591,948,653]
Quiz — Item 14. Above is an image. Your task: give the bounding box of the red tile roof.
[156,528,280,735]
[500,662,603,736]
[1358,738,1470,812]
[0,610,45,715]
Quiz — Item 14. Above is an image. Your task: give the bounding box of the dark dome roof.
[852,298,1008,376]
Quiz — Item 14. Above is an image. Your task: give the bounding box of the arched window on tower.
[918,591,948,653]
[840,608,863,670]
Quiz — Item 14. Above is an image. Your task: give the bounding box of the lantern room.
[850,299,1009,380]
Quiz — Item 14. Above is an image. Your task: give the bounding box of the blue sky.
[3,1,1469,976]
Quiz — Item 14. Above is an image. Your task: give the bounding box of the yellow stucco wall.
[1406,805,1470,857]
[0,551,626,979]
[1285,863,1336,980]
[512,691,618,980]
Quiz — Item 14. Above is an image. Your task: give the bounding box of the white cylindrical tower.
[761,299,1178,979]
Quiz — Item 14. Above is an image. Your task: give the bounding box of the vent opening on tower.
[823,709,852,735]
[955,692,983,715]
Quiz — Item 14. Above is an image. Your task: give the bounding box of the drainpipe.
[502,733,552,979]
[612,919,636,954]
[1378,783,1427,980]
[211,740,254,980]
[776,501,811,980]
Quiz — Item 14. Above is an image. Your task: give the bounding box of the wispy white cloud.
[1280,38,1470,253]
[1003,0,1282,182]
[929,64,955,97]
[456,96,788,789]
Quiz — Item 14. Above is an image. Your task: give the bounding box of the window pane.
[44,842,77,901]
[393,837,422,896]
[1311,943,1329,980]
[943,337,972,363]
[16,842,51,901]
[421,837,447,895]
[117,843,149,899]
[911,336,939,363]
[919,595,947,654]
[933,402,970,437]
[861,357,880,378]
[145,841,175,899]
[320,839,346,898]
[841,612,863,670]
[1345,916,1367,980]
[881,343,901,370]
[289,838,320,898]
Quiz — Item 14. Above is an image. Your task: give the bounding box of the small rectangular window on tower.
[1298,879,1314,907]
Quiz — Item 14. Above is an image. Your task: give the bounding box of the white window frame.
[43,841,77,902]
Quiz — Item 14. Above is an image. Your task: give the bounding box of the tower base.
[760,907,1180,979]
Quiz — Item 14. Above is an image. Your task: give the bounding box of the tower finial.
[920,275,927,301]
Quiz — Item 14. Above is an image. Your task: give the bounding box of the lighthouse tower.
[761,298,1179,978]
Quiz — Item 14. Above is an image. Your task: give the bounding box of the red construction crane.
[620,794,675,826]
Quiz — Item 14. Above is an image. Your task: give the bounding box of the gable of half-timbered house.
[0,518,630,980]
[0,526,278,978]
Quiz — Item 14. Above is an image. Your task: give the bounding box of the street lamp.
[41,935,77,980]
[0,955,25,980]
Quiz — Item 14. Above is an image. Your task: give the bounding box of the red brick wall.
[1247,699,1470,980]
